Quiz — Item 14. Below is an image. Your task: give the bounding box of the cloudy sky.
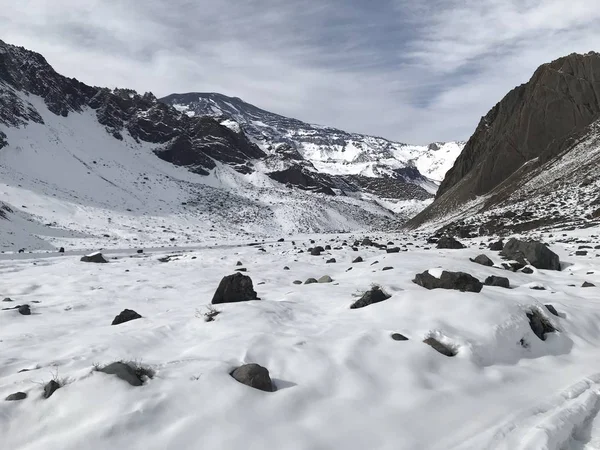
[2,0,600,143]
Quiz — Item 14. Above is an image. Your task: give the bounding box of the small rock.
[423,337,456,357]
[18,304,31,315]
[484,276,510,289]
[352,257,363,263]
[545,304,559,316]
[436,236,465,249]
[80,252,108,263]
[386,247,401,253]
[582,281,596,288]
[391,333,408,341]
[527,310,556,341]
[137,249,144,254]
[231,363,273,392]
[326,258,336,264]
[283,266,290,270]
[111,309,142,326]
[98,362,143,386]
[236,261,243,266]
[304,278,318,285]
[488,240,504,251]
[501,238,560,271]
[212,273,258,304]
[470,254,493,267]
[43,380,60,399]
[58,247,65,253]
[413,270,482,293]
[521,267,534,274]
[293,280,302,285]
[382,266,393,271]
[5,392,27,401]
[350,286,391,309]
[235,268,247,272]
[575,250,588,256]
[318,275,332,283]
[3,297,13,302]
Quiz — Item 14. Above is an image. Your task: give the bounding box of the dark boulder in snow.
[98,362,144,386]
[326,258,336,264]
[43,380,60,399]
[470,254,494,267]
[58,247,65,253]
[304,278,318,285]
[212,273,258,304]
[484,276,510,289]
[501,238,560,270]
[521,267,534,274]
[111,309,142,325]
[80,252,108,263]
[318,275,332,283]
[488,240,504,251]
[350,286,391,309]
[436,236,465,249]
[582,281,596,288]
[386,247,401,253]
[5,392,27,401]
[18,304,31,315]
[352,256,363,263]
[527,310,556,341]
[423,337,457,357]
[545,304,559,316]
[413,270,482,293]
[231,363,273,392]
[310,247,323,256]
[391,333,409,341]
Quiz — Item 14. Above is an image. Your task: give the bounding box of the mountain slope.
[408,52,600,234]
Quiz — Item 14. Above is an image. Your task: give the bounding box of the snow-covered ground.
[1,229,600,449]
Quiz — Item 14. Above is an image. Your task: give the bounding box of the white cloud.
[1,0,599,143]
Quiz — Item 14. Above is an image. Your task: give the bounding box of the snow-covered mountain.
[161,93,464,184]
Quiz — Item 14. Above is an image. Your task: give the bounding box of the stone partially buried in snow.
[211,273,258,304]
[423,337,457,357]
[484,276,510,289]
[501,238,560,271]
[527,310,557,341]
[350,286,391,309]
[470,254,494,267]
[98,362,143,386]
[80,252,108,263]
[111,309,142,325]
[413,270,483,293]
[43,380,60,399]
[318,275,333,283]
[5,392,27,401]
[231,363,274,392]
[436,236,465,249]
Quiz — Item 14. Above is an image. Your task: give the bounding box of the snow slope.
[1,230,600,449]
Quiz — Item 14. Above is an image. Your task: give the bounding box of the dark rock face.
[5,392,27,401]
[501,239,560,270]
[436,237,465,249]
[350,286,391,309]
[413,270,483,293]
[111,309,142,326]
[98,362,143,386]
[470,254,494,267]
[484,276,510,289]
[231,363,273,392]
[408,52,600,230]
[80,252,108,263]
[423,337,457,357]
[43,380,60,399]
[212,273,258,304]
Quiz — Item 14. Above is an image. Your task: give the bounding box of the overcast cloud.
[1,0,600,143]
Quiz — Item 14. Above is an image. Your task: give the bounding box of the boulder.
[43,380,60,399]
[318,275,332,283]
[423,337,457,357]
[211,273,258,304]
[527,310,556,341]
[470,254,494,266]
[582,281,596,287]
[58,247,65,253]
[545,304,559,316]
[111,309,142,326]
[488,240,504,251]
[501,239,560,270]
[521,267,534,274]
[18,304,31,315]
[352,256,363,263]
[293,280,302,285]
[80,252,108,263]
[391,333,409,341]
[436,237,465,249]
[304,278,318,285]
[484,276,510,289]
[350,286,391,309]
[98,362,143,386]
[5,392,27,401]
[412,270,482,293]
[326,258,336,264]
[231,363,273,392]
[386,247,401,253]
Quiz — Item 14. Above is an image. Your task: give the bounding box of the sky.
[2,0,600,143]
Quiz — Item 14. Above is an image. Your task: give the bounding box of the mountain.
[161,92,464,184]
[0,40,460,250]
[407,51,600,235]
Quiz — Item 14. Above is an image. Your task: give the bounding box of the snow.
[1,231,600,449]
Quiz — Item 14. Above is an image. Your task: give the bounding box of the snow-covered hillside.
[2,230,600,449]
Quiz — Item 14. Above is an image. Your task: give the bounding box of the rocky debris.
[545,304,559,316]
[500,239,560,271]
[484,276,510,289]
[413,270,483,293]
[423,337,457,357]
[318,275,332,283]
[352,256,363,263]
[211,273,258,304]
[80,252,108,263]
[230,363,273,392]
[527,310,557,341]
[304,278,318,285]
[18,304,31,315]
[326,258,336,264]
[582,281,596,287]
[436,236,465,249]
[43,380,60,399]
[111,309,142,325]
[98,362,147,386]
[470,254,494,267]
[391,333,409,341]
[5,392,27,401]
[488,240,504,251]
[350,286,391,309]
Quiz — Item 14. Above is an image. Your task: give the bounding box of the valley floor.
[1,230,600,449]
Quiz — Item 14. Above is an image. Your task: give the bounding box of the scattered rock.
[530,286,546,291]
[318,275,332,283]
[58,247,65,253]
[293,280,302,285]
[350,286,391,309]
[18,304,31,315]
[582,281,596,288]
[80,252,108,263]
[5,392,27,401]
[283,266,290,270]
[423,337,457,357]
[484,276,510,289]
[98,362,143,386]
[391,333,408,341]
[43,380,61,399]
[470,254,494,266]
[527,310,556,341]
[386,247,401,253]
[352,256,363,263]
[382,266,394,271]
[362,238,374,246]
[310,247,323,256]
[111,309,142,325]
[304,278,318,285]
[413,270,483,293]
[231,363,274,392]
[501,238,560,270]
[521,267,534,274]
[136,249,144,254]
[326,258,336,264]
[2,297,12,302]
[575,250,588,256]
[436,236,465,249]
[235,268,247,272]
[488,240,504,251]
[545,304,559,316]
[236,261,243,266]
[211,273,258,304]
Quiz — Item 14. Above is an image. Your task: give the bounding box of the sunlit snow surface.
[1,230,600,450]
